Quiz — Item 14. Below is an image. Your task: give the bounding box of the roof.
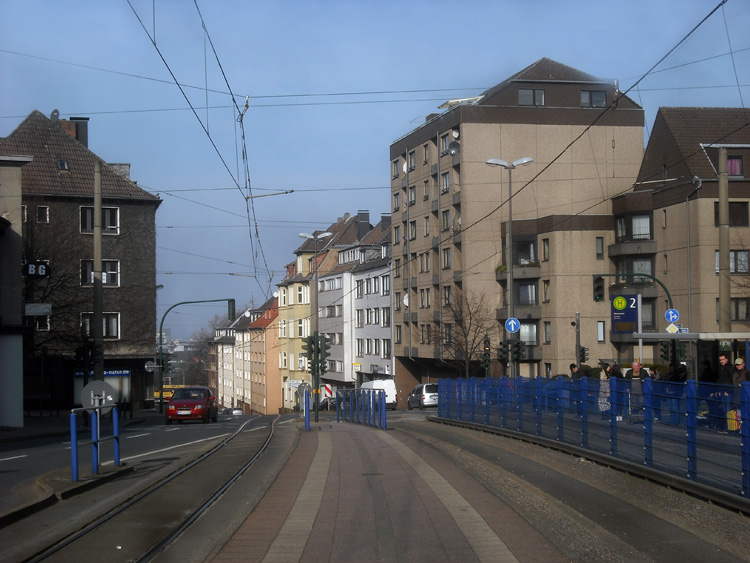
[637,107,750,186]
[0,110,161,203]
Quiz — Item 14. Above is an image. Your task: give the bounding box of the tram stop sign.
[81,380,118,415]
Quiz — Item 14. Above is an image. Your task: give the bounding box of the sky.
[2,0,749,341]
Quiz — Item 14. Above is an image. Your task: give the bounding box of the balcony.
[452,192,461,206]
[495,263,541,282]
[608,239,657,258]
[496,305,542,322]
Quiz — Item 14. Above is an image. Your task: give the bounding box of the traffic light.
[659,341,670,362]
[482,335,491,371]
[510,340,525,362]
[162,354,171,373]
[91,341,104,365]
[497,342,509,363]
[301,335,315,362]
[592,276,605,302]
[578,346,589,364]
[318,334,331,376]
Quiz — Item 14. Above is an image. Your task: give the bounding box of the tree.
[442,290,500,378]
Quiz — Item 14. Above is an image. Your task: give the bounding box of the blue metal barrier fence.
[438,377,750,497]
[69,406,121,482]
[336,390,387,429]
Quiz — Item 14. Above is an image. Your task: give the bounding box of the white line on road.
[101,433,231,465]
[0,454,28,462]
[126,433,151,439]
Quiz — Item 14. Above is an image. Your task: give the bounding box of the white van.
[361,378,397,410]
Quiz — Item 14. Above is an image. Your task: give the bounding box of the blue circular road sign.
[505,317,520,333]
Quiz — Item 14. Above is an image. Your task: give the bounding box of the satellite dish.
[452,129,459,139]
[402,161,408,174]
[273,291,279,298]
[403,294,409,307]
[50,109,59,124]
[244,310,252,317]
[448,141,460,156]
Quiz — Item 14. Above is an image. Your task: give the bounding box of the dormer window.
[56,158,70,172]
[581,90,606,108]
[519,89,544,106]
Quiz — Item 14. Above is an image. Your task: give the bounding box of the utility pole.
[574,312,581,369]
[93,160,104,381]
[718,148,731,332]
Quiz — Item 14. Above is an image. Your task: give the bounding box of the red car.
[165,386,218,424]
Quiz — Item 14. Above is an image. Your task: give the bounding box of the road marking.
[126,433,151,439]
[244,426,266,432]
[0,455,28,462]
[375,431,519,562]
[100,433,231,465]
[262,432,331,562]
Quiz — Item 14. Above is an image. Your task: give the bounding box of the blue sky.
[2,0,748,340]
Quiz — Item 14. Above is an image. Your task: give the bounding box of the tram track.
[14,414,283,562]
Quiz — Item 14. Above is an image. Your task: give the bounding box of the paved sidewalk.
[211,421,565,563]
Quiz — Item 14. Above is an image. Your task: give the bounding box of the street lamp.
[298,231,332,421]
[486,157,534,378]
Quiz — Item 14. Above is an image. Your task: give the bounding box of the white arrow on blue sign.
[665,309,679,323]
[505,317,520,333]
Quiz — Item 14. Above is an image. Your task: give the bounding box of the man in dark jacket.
[713,352,734,431]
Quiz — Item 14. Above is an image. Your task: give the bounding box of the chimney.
[70,117,89,148]
[357,210,370,241]
[380,213,392,231]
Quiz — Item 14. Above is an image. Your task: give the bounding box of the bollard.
[305,391,310,432]
[91,411,99,475]
[113,407,120,467]
[70,412,79,482]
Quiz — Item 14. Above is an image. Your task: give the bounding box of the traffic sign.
[81,380,118,414]
[505,317,520,333]
[665,309,679,323]
[144,360,156,373]
[666,323,679,334]
[611,294,637,334]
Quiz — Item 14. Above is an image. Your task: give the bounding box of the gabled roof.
[0,110,160,202]
[478,57,612,106]
[637,107,750,185]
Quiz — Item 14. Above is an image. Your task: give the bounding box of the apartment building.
[390,58,645,393]
[0,110,161,409]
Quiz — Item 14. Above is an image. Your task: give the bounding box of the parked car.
[165,386,218,424]
[407,383,439,410]
[361,378,398,410]
[231,408,243,416]
[319,397,337,411]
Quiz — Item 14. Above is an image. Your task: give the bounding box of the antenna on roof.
[50,109,59,124]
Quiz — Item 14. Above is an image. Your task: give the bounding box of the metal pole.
[508,167,515,378]
[718,148,731,332]
[575,312,581,369]
[93,161,104,381]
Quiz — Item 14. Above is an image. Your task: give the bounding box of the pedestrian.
[730,358,750,431]
[713,352,733,432]
[569,363,581,379]
[625,360,649,419]
[598,363,612,419]
[611,364,624,421]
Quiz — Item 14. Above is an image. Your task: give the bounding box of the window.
[632,215,650,240]
[420,325,427,344]
[441,172,450,194]
[443,323,452,345]
[381,275,390,295]
[356,279,363,298]
[542,280,550,303]
[714,202,749,226]
[423,144,429,164]
[298,319,304,337]
[395,325,402,344]
[356,339,365,357]
[408,185,416,205]
[373,276,379,294]
[382,307,391,327]
[440,134,449,155]
[518,283,536,306]
[516,240,536,265]
[597,321,605,342]
[596,237,604,260]
[81,207,119,234]
[297,285,305,304]
[542,238,549,262]
[82,312,120,339]
[280,289,287,307]
[298,355,306,370]
[715,250,749,274]
[728,156,743,177]
[366,339,372,355]
[518,88,544,106]
[395,291,402,311]
[423,216,430,237]
[36,206,49,224]
[409,220,416,240]
[280,320,287,337]
[80,260,119,286]
[382,339,392,358]
[717,298,750,322]
[393,192,400,211]
[394,259,401,278]
[374,339,381,355]
[442,248,451,269]
[423,180,430,200]
[56,158,69,171]
[519,322,537,345]
[581,90,606,107]
[21,205,27,223]
[408,151,416,171]
[544,322,551,344]
[366,278,372,294]
[394,225,401,245]
[392,160,400,178]
[356,309,364,328]
[441,209,450,231]
[35,316,50,332]
[443,285,452,306]
[419,288,431,308]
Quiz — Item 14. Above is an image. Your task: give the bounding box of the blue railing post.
[499,377,507,428]
[556,375,564,442]
[516,377,524,432]
[469,378,476,423]
[643,378,653,467]
[457,380,463,421]
[305,390,310,432]
[484,378,490,426]
[91,410,99,475]
[580,377,589,448]
[70,412,79,482]
[686,379,697,480]
[610,377,618,457]
[113,407,120,467]
[741,382,750,497]
[381,390,387,430]
[535,376,543,436]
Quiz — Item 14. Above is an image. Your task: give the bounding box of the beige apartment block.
[390,58,645,391]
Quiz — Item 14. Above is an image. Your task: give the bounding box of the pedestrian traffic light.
[592,276,605,302]
[659,341,670,362]
[511,340,525,362]
[497,342,509,363]
[579,346,589,364]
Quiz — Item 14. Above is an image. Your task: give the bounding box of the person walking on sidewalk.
[713,352,734,431]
